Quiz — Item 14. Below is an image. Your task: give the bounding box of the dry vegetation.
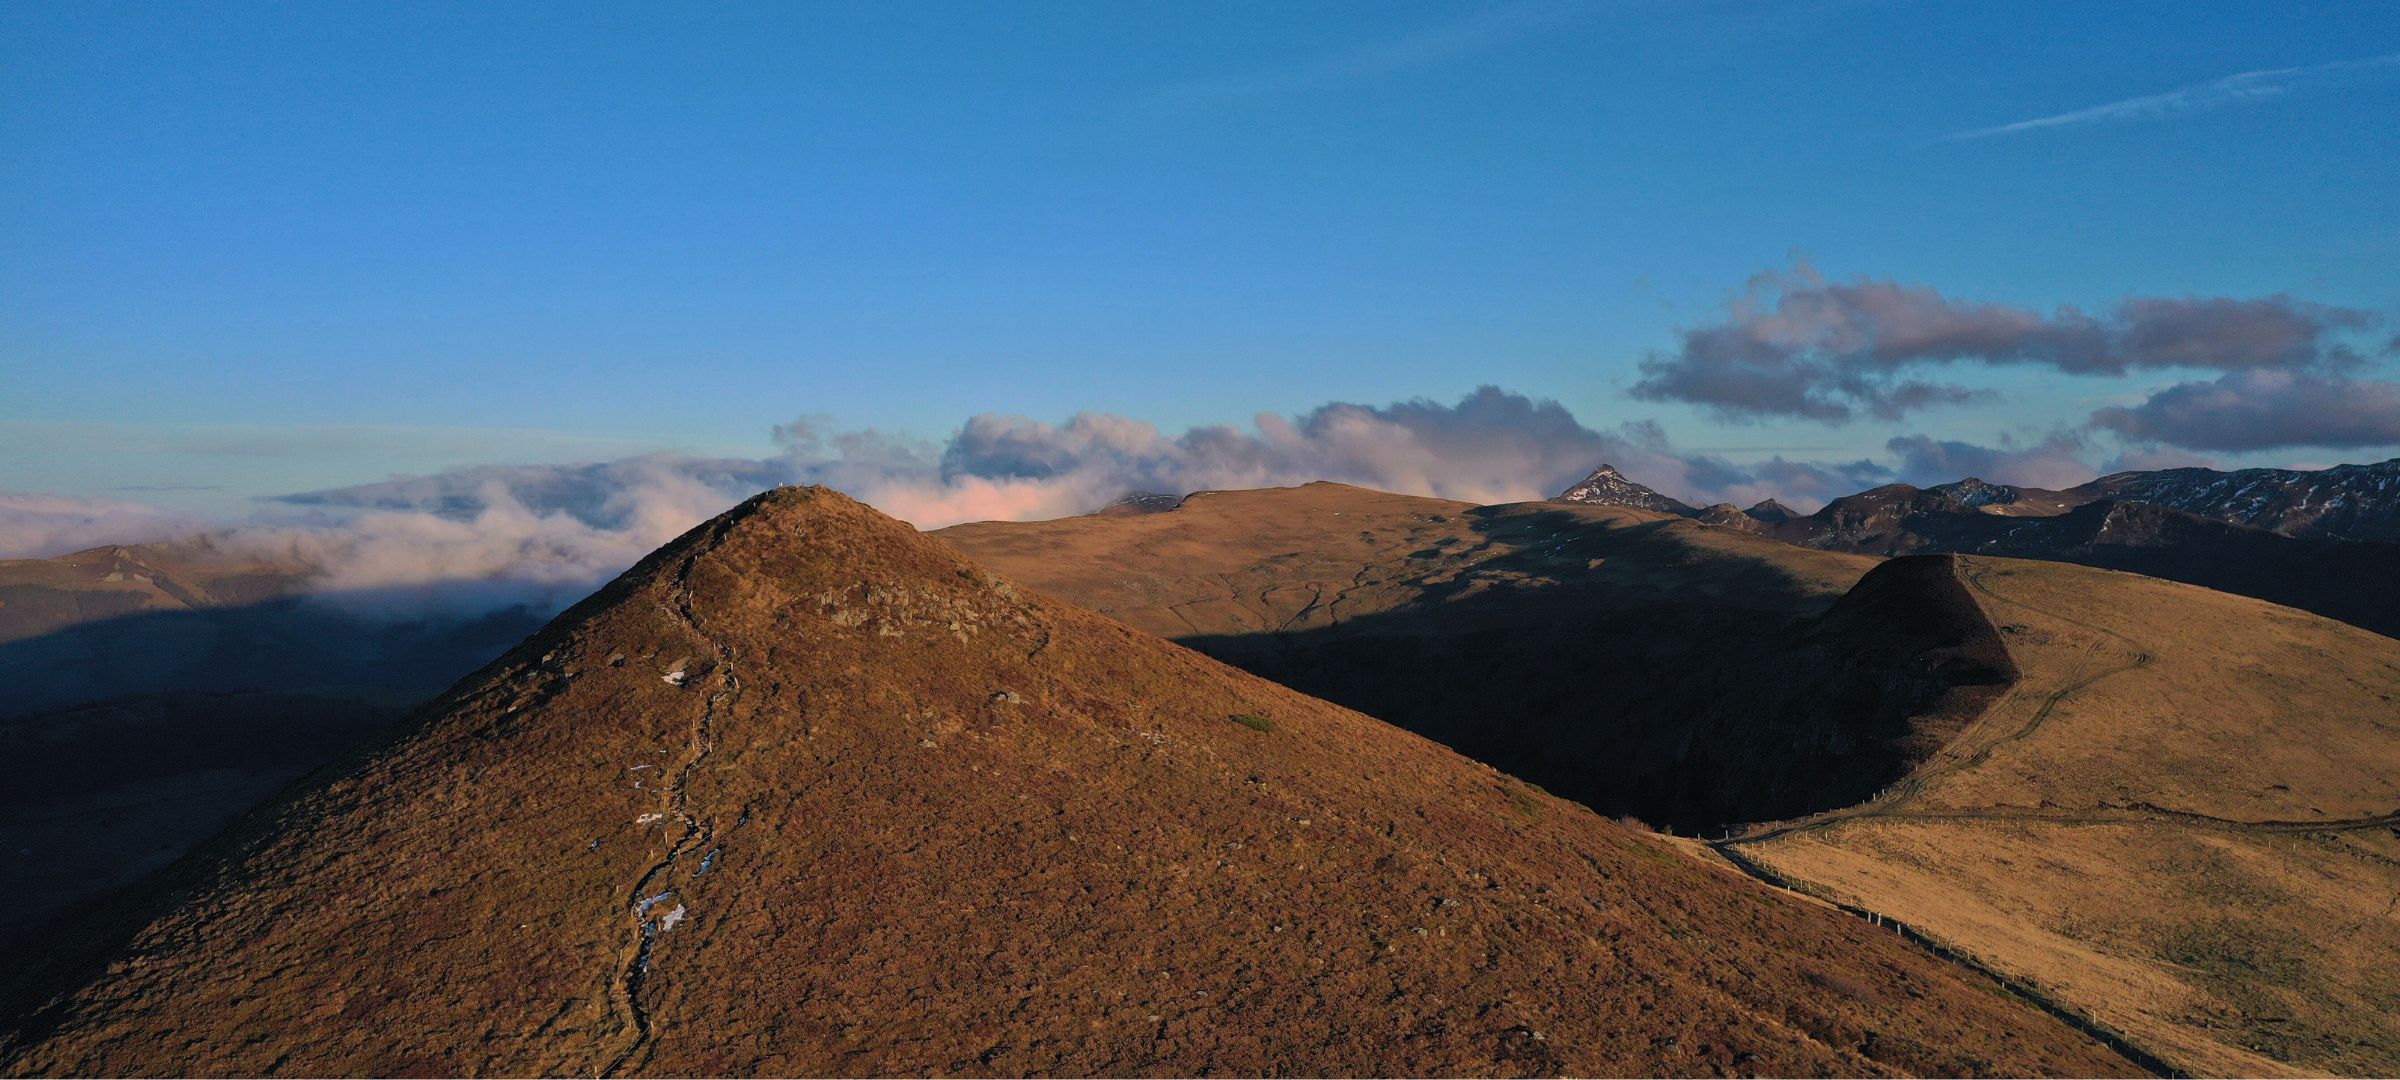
[1726,557,2400,1077]
[937,481,1875,641]
[4,489,2139,1078]
[941,482,1945,829]
[947,489,2400,1076]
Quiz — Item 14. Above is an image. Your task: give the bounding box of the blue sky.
[4,0,2397,519]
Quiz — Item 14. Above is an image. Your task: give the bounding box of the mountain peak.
[1554,464,1697,516]
[10,486,2139,1078]
[1924,477,2021,510]
[1744,498,1798,523]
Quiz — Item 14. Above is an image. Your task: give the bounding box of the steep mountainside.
[2073,459,2400,541]
[0,691,409,961]
[1553,463,1698,516]
[1758,480,2400,639]
[1772,479,2075,554]
[1692,503,1767,532]
[1721,557,2400,1077]
[943,483,2028,828]
[2,488,2140,1078]
[1888,500,2400,638]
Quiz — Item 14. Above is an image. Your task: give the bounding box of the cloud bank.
[277,387,1891,538]
[7,273,2390,621]
[4,388,1900,617]
[1632,264,2380,425]
[1632,264,2400,454]
[2091,370,2400,451]
[1882,433,2099,491]
[0,493,196,561]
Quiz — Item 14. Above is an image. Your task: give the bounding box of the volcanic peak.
[1553,463,1697,516]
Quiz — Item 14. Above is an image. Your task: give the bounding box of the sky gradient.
[5,1,2397,533]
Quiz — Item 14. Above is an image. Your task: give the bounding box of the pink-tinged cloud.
[2092,370,2400,451]
[1633,264,2380,424]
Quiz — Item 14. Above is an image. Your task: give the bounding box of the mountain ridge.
[5,486,2140,1077]
[1546,459,2400,638]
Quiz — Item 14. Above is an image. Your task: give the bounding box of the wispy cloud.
[1148,3,1576,105]
[1945,50,2400,141]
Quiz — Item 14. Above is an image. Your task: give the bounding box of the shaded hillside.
[1760,485,2400,639]
[1626,555,2017,825]
[1553,458,2400,544]
[0,691,409,961]
[1900,500,2400,638]
[2073,458,2400,541]
[0,544,543,718]
[4,487,2141,1078]
[1722,557,2400,1077]
[944,484,2026,829]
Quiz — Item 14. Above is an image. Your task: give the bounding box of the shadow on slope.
[0,691,412,963]
[0,593,545,720]
[1764,488,2400,640]
[4,488,2143,1078]
[1179,505,2017,831]
[0,593,546,1037]
[1903,501,2400,640]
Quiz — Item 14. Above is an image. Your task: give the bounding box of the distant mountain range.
[2078,460,2400,542]
[1553,459,2400,638]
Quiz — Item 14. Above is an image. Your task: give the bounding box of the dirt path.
[1723,559,2397,848]
[602,518,742,1077]
[1703,558,2400,1078]
[1706,843,2187,1078]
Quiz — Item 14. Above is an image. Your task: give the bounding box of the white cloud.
[0,493,195,560]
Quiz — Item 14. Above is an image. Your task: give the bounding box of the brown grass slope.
[5,488,2139,1078]
[940,483,1994,829]
[936,482,1874,640]
[0,691,407,964]
[1725,556,2400,1077]
[0,543,303,648]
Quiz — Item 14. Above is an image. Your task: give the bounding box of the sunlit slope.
[5,490,2139,1078]
[0,543,303,645]
[940,482,1901,827]
[937,480,1878,637]
[1726,556,2400,1077]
